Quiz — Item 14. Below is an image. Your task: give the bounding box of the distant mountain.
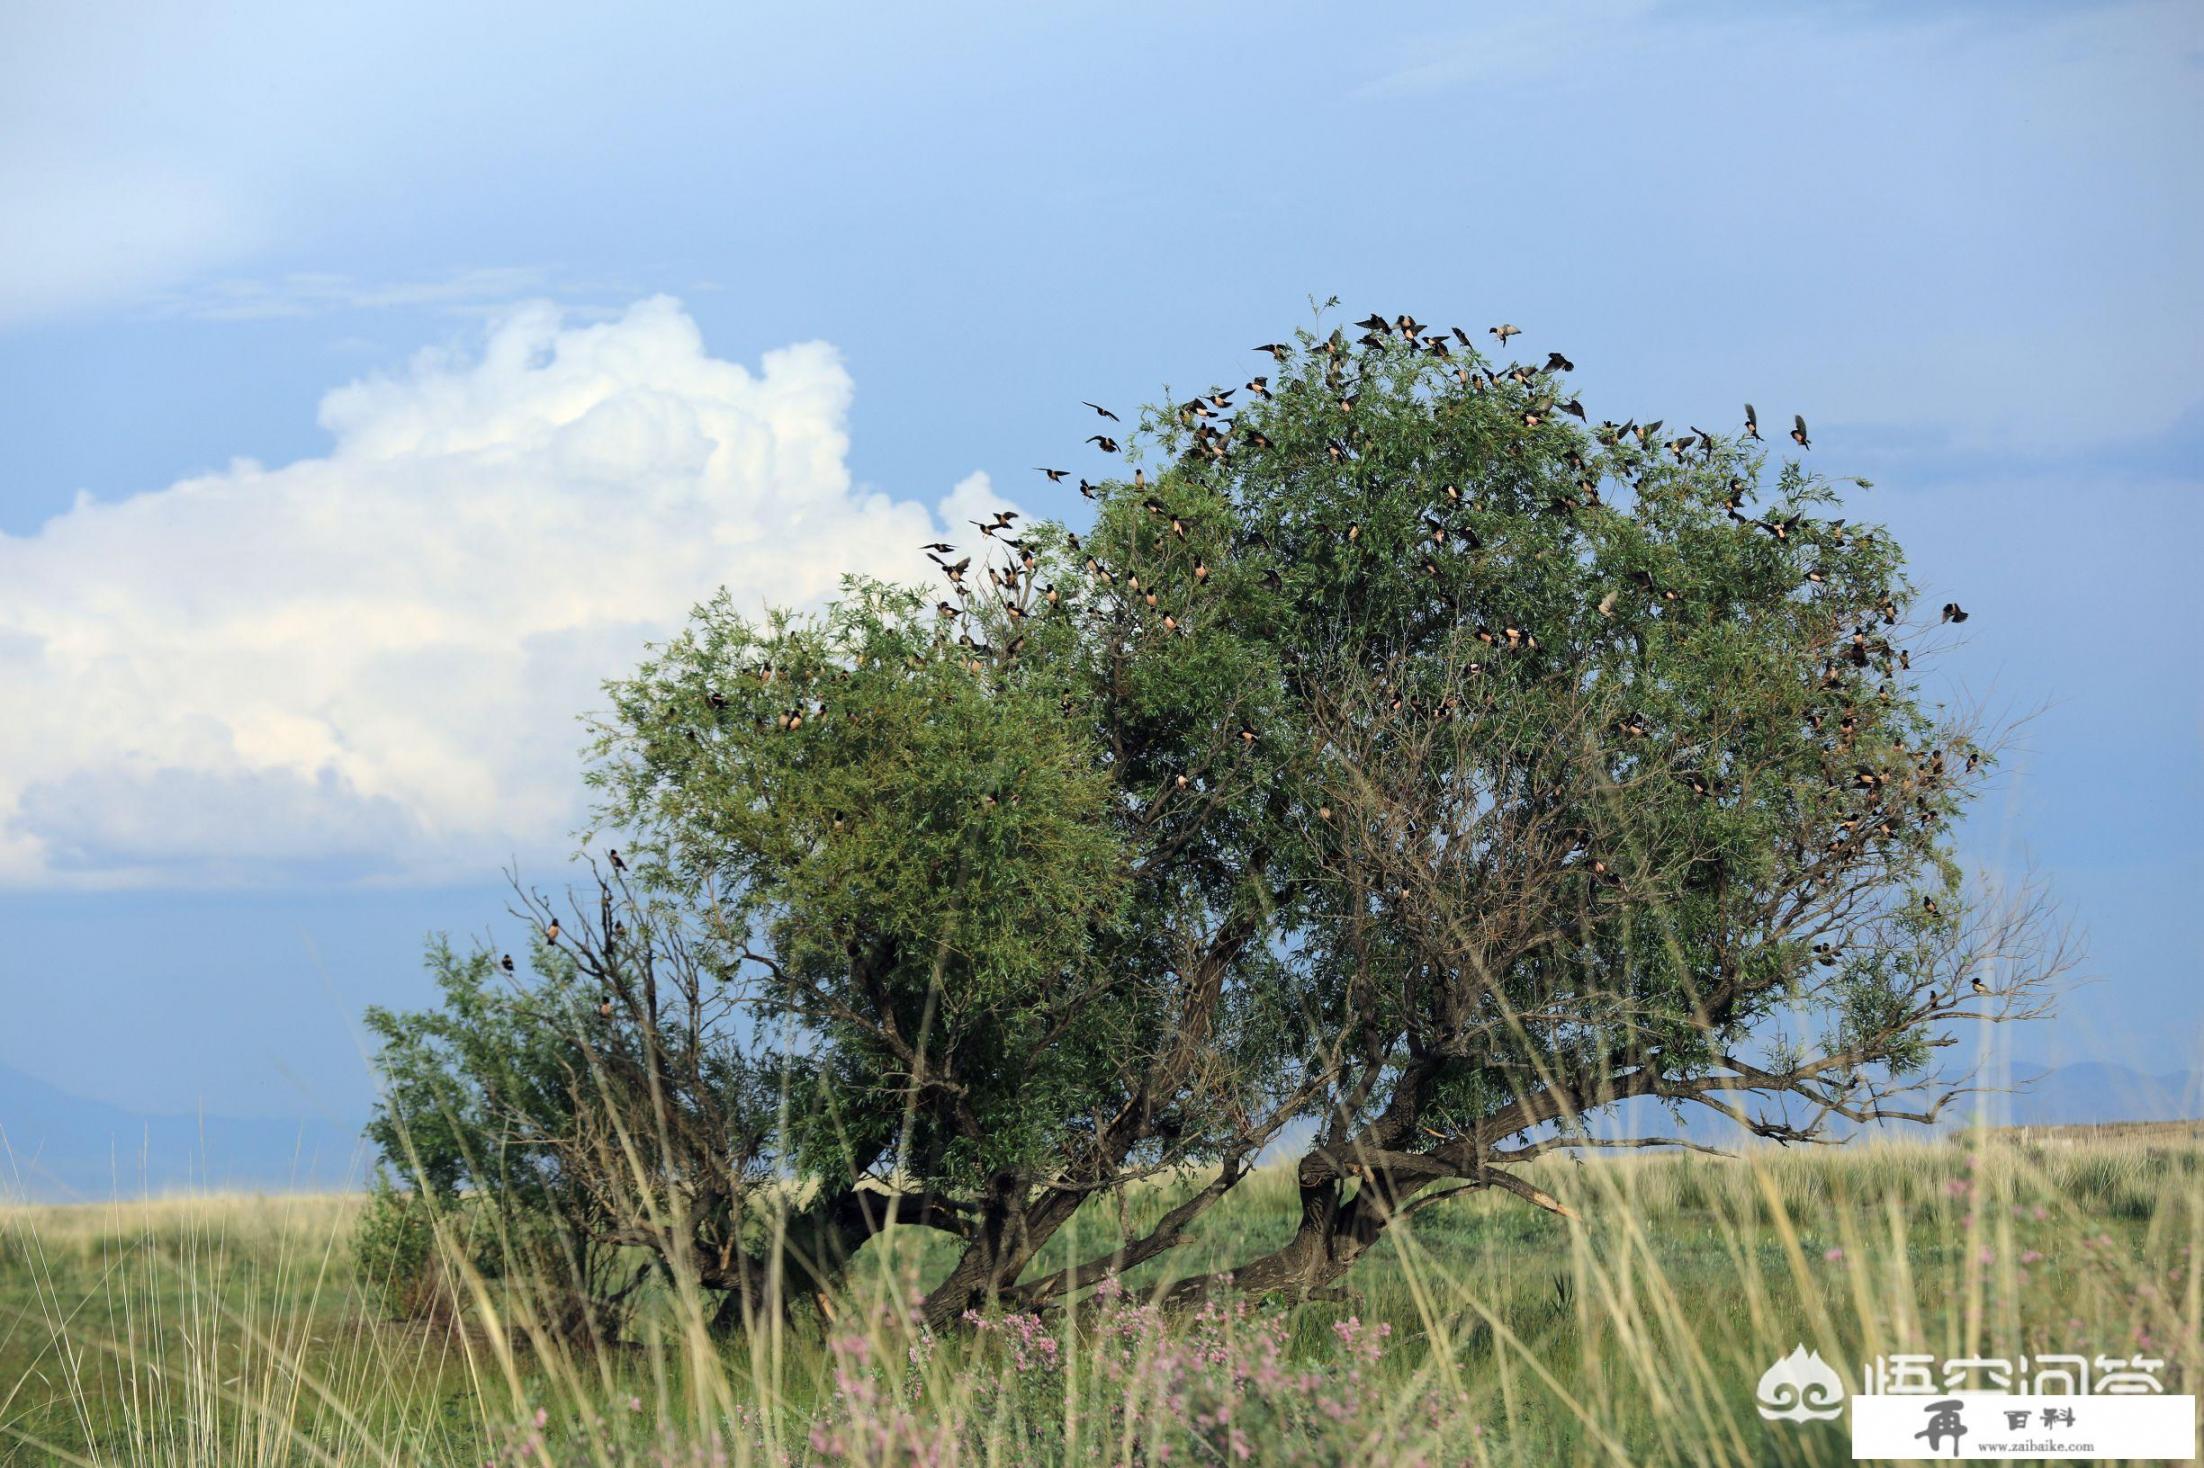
[0,1064,367,1202]
[1991,1062,2199,1127]
[4,1060,2193,1202]
[1259,1062,2199,1161]
[1583,1061,2199,1146]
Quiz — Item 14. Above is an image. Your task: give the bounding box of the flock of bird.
[951,316,1973,696]
[960,316,1976,974]
[492,317,1982,1010]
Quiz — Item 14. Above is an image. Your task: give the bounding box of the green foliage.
[363,939,641,1337]
[352,1173,447,1322]
[370,307,2042,1323]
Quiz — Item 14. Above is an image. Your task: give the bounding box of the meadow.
[1,1129,2195,1466]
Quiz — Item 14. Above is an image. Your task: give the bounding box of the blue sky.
[0,0,2197,1134]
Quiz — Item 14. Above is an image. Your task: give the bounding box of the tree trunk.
[916,1169,1112,1327]
[1161,1171,1392,1307]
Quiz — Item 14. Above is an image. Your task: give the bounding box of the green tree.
[367,308,2066,1332]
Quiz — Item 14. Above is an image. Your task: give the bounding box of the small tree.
[367,307,2068,1331]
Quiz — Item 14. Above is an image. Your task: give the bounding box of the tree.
[366,307,2068,1333]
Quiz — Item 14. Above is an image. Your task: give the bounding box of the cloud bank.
[0,297,1014,885]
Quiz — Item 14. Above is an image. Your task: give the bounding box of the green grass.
[2,1131,2197,1465]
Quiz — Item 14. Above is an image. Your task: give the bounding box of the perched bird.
[1940,602,1969,624]
[1790,414,1811,449]
[1743,404,1762,440]
[608,848,626,872]
[1971,977,1992,997]
[545,919,561,943]
[499,953,515,973]
[1081,401,1120,421]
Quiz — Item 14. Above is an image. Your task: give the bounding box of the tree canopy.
[367,307,2065,1332]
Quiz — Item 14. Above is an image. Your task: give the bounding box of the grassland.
[2,1129,2197,1466]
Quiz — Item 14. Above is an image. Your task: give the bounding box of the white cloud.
[141,266,574,323]
[0,297,1018,886]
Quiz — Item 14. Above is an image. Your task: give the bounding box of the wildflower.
[1823,1246,1845,1262]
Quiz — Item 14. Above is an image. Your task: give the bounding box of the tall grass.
[3,1131,2197,1465]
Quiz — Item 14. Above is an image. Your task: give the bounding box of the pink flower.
[2021,1250,2043,1265]
[1823,1247,1845,1262]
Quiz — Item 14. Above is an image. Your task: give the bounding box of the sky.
[0,0,2197,1138]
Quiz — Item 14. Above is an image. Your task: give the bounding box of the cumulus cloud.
[0,297,1019,886]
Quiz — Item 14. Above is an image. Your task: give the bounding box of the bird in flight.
[1036,467,1068,482]
[1253,342,1291,362]
[1941,602,1969,623]
[1743,404,1762,440]
[1790,414,1811,449]
[1489,323,1521,345]
[1087,434,1120,453]
[1082,401,1120,421]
